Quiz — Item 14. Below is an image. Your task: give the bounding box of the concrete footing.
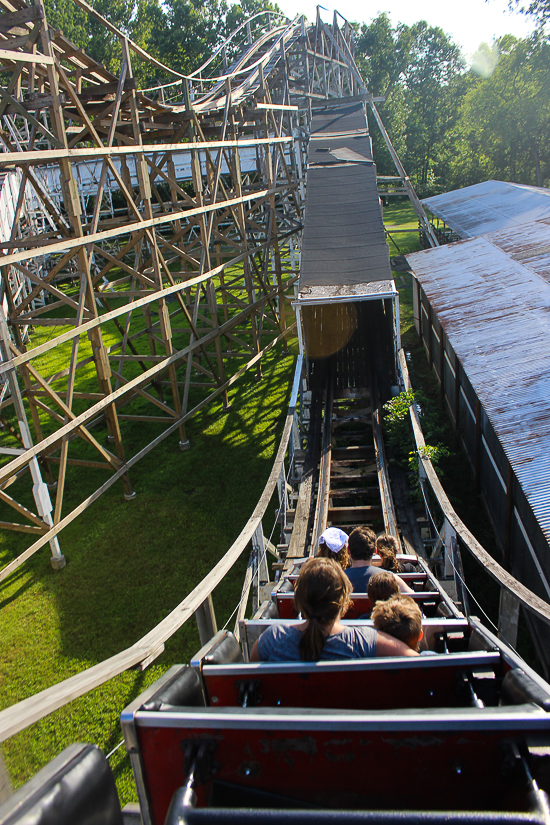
[50,554,66,570]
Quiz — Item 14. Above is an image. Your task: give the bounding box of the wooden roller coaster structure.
[1,0,550,753]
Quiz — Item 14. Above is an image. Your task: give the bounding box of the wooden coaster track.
[294,347,400,562]
[1,0,550,757]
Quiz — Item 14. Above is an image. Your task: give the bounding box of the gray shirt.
[257,623,378,662]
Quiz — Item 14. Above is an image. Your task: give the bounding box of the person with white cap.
[316,526,350,570]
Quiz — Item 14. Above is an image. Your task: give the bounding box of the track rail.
[301,355,401,557]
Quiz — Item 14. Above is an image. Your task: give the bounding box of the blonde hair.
[372,595,422,649]
[294,557,352,661]
[376,533,402,573]
[316,542,350,569]
[367,570,400,604]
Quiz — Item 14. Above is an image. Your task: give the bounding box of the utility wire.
[106,739,125,760]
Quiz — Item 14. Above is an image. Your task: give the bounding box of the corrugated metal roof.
[486,217,550,286]
[406,238,550,546]
[422,181,550,238]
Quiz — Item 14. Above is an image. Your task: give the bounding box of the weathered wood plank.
[0,6,43,33]
[0,136,292,166]
[0,48,53,64]
[287,388,322,560]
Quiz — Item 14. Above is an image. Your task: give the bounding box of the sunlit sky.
[275,0,535,61]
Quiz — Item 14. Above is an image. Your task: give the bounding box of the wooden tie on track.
[285,365,399,564]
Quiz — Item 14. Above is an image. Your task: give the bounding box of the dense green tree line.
[45,0,282,86]
[45,0,549,194]
[356,12,550,194]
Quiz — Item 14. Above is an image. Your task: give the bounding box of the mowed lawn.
[0,336,296,804]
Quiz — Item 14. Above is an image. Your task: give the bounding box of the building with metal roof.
[422,180,550,239]
[407,188,550,672]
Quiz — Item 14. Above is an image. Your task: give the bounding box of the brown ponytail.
[376,534,401,573]
[294,558,352,661]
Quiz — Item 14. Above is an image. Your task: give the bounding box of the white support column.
[195,595,217,647]
[444,517,456,579]
[252,522,269,613]
[271,251,278,314]
[289,234,297,273]
[0,308,65,568]
[277,465,289,536]
[394,291,401,350]
[294,137,305,202]
[295,304,304,358]
[292,410,301,453]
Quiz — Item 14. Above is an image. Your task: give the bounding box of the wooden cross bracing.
[0,0,357,576]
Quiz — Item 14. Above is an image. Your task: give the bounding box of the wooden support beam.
[499,587,520,650]
[195,595,217,646]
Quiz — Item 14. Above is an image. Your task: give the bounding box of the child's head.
[371,595,423,650]
[317,527,349,570]
[376,533,401,572]
[367,570,400,604]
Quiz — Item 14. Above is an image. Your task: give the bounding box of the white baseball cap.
[318,527,349,553]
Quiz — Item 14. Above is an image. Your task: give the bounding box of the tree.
[401,22,465,194]
[455,35,550,186]
[224,0,284,48]
[356,17,465,195]
[44,0,88,50]
[355,13,413,98]
[86,0,136,73]
[510,0,550,30]
[138,0,223,79]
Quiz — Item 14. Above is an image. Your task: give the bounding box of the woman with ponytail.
[251,557,417,662]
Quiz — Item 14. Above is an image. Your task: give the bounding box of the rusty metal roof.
[486,217,550,286]
[406,237,550,547]
[422,181,550,238]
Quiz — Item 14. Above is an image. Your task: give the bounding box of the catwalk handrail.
[0,355,302,743]
[398,349,550,628]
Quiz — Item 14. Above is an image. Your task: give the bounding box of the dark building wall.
[414,280,550,675]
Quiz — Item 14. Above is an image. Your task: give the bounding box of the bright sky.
[276,0,535,61]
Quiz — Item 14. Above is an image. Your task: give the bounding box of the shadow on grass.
[51,347,292,660]
[0,571,34,611]
[0,343,295,800]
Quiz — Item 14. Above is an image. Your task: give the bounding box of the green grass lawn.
[0,336,297,804]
